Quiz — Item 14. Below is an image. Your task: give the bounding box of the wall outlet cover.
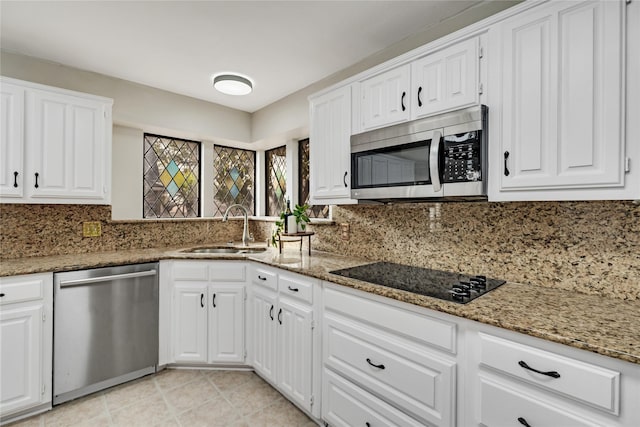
[83,221,102,237]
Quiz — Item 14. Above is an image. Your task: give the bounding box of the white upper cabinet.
[0,82,25,198]
[0,77,113,205]
[488,0,633,200]
[411,37,480,119]
[309,85,355,204]
[359,65,411,132]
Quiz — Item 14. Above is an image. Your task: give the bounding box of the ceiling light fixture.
[213,73,253,96]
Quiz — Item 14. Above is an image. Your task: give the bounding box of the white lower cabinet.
[322,282,457,427]
[248,265,320,418]
[467,322,640,427]
[163,261,246,365]
[0,273,53,423]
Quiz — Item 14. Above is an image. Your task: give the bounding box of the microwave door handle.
[429,130,442,192]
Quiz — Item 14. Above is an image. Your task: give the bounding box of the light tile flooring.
[8,369,317,427]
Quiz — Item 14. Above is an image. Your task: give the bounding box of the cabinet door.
[208,285,245,364]
[495,0,625,195]
[250,287,277,383]
[309,85,353,203]
[173,282,208,363]
[0,304,44,415]
[360,65,410,131]
[411,37,479,119]
[26,89,108,201]
[0,82,25,198]
[277,297,313,412]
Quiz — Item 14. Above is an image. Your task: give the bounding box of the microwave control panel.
[442,131,482,183]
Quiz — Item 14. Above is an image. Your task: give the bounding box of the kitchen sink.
[184,247,267,254]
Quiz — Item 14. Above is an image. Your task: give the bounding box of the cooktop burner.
[330,262,506,304]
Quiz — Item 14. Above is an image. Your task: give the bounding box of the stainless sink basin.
[186,247,267,254]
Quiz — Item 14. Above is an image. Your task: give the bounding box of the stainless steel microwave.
[350,105,488,202]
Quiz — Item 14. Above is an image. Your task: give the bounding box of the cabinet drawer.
[209,262,246,282]
[479,333,620,414]
[324,313,455,426]
[252,267,277,291]
[0,274,46,305]
[172,262,209,281]
[324,286,456,353]
[480,376,603,427]
[279,274,313,304]
[323,369,424,427]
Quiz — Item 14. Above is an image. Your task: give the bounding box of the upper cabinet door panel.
[360,65,410,131]
[0,82,25,198]
[28,89,106,201]
[309,85,353,202]
[496,0,625,193]
[412,37,479,119]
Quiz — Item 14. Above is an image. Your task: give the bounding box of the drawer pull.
[287,286,299,292]
[517,417,532,427]
[0,293,5,298]
[258,275,267,281]
[518,360,561,379]
[366,358,385,370]
[366,423,371,427]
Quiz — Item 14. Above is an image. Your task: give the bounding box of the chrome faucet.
[222,204,253,247]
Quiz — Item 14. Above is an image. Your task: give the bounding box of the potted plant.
[292,203,310,232]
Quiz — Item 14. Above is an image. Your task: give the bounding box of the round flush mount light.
[213,73,253,96]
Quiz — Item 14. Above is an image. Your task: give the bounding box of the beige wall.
[250,0,521,144]
[0,51,251,144]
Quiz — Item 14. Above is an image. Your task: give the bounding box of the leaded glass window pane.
[266,146,287,217]
[143,134,200,218]
[213,145,255,216]
[299,138,329,219]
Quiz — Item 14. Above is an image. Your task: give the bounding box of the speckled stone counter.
[1,246,638,365]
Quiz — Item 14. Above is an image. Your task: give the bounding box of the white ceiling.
[0,1,483,113]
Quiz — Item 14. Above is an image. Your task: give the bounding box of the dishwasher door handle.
[59,270,157,288]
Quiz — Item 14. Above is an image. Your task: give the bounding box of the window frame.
[212,144,257,217]
[142,132,202,219]
[264,145,287,217]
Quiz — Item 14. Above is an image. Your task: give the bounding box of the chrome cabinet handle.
[518,360,560,378]
[504,151,510,176]
[59,270,157,287]
[366,358,385,370]
[417,86,423,107]
[13,171,18,188]
[343,171,348,188]
[401,91,406,111]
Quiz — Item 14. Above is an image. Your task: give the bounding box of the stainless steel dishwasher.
[53,263,158,404]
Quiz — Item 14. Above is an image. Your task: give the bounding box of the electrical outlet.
[82,221,102,237]
[340,223,350,240]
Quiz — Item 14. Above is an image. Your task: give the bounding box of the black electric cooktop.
[330,262,506,304]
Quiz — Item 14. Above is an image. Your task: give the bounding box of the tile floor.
[8,369,317,427]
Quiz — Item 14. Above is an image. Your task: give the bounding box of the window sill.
[250,216,334,225]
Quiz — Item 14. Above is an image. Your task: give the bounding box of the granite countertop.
[1,245,638,365]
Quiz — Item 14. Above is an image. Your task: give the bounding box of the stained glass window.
[266,146,287,216]
[213,145,255,217]
[299,138,329,218]
[143,134,200,218]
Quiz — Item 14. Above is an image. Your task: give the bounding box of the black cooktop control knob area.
[470,275,487,290]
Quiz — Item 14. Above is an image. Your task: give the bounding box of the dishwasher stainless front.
[53,263,158,404]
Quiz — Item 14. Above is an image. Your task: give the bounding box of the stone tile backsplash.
[1,201,638,300]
